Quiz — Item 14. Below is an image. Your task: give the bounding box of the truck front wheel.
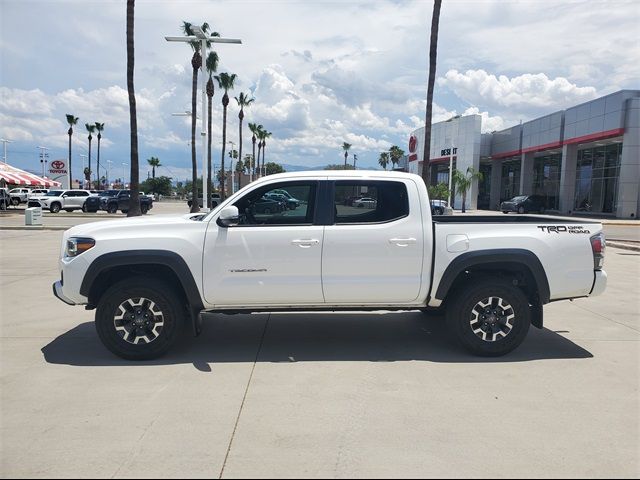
[95,277,185,360]
[446,278,531,356]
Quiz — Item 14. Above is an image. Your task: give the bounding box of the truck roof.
[255,170,420,181]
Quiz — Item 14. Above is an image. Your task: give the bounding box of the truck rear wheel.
[95,277,185,360]
[107,203,117,214]
[446,278,531,356]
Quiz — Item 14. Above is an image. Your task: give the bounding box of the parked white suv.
[29,189,92,213]
[9,188,31,205]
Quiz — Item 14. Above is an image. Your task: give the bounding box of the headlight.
[65,237,95,258]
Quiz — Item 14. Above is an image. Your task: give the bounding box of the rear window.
[333,181,409,224]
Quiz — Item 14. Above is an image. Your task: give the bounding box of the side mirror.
[217,205,240,228]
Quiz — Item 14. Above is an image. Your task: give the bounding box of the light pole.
[106,160,113,188]
[228,140,236,194]
[165,28,241,210]
[353,153,358,170]
[122,163,128,187]
[446,115,460,206]
[1,138,12,165]
[79,154,88,188]
[38,146,50,177]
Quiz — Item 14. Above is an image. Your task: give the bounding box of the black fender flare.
[80,250,205,335]
[434,248,551,305]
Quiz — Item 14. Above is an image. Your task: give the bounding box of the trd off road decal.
[537,225,591,234]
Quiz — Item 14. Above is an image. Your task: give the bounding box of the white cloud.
[438,69,598,115]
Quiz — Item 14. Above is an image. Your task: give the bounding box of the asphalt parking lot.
[0,213,639,478]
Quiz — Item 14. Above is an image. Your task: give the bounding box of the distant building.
[408,90,640,218]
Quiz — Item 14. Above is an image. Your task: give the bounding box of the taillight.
[590,232,606,270]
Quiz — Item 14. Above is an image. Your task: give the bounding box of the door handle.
[389,237,417,247]
[291,239,320,248]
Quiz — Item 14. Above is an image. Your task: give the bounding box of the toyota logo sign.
[409,135,417,153]
[51,160,65,169]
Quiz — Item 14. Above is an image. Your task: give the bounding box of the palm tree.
[181,21,211,213]
[342,142,351,167]
[94,122,104,189]
[389,145,405,169]
[147,156,161,179]
[205,50,219,209]
[214,72,237,199]
[235,92,254,184]
[421,0,443,187]
[65,114,79,187]
[378,152,389,170]
[85,123,95,188]
[127,0,141,216]
[260,130,272,176]
[452,166,483,213]
[248,122,262,178]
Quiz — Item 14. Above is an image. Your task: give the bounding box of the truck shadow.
[41,311,593,368]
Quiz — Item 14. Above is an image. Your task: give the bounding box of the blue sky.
[1,0,639,182]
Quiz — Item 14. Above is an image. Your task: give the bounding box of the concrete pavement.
[1,216,639,477]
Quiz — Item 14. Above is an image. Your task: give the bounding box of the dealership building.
[407,89,640,218]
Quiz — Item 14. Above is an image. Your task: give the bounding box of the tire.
[517,206,525,214]
[141,204,148,214]
[107,203,117,214]
[11,198,19,206]
[502,211,508,214]
[446,278,531,356]
[65,209,74,213]
[356,203,363,208]
[50,202,61,213]
[82,203,88,213]
[95,277,186,360]
[121,210,128,214]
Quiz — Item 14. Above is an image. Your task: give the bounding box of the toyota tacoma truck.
[53,171,607,360]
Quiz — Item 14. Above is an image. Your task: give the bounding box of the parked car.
[353,197,377,208]
[501,195,546,214]
[9,188,31,205]
[253,197,284,214]
[264,192,298,210]
[187,193,222,209]
[53,171,607,360]
[30,189,49,196]
[95,189,153,214]
[28,189,91,213]
[430,199,448,215]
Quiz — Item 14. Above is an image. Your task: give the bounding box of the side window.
[333,181,409,224]
[233,182,316,226]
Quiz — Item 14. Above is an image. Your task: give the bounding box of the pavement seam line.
[218,313,271,479]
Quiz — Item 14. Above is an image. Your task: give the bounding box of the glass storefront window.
[574,143,621,214]
[533,153,562,210]
[500,158,520,201]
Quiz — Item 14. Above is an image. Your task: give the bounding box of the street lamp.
[228,140,236,194]
[165,28,241,210]
[106,160,113,188]
[38,146,50,177]
[1,138,13,165]
[122,163,128,187]
[80,154,88,188]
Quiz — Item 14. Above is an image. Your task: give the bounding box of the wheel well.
[87,264,189,310]
[442,262,544,329]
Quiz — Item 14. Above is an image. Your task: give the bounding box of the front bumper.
[53,280,75,305]
[590,270,607,296]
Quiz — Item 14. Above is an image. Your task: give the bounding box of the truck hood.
[64,213,205,239]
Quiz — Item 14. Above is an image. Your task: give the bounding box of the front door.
[203,180,324,307]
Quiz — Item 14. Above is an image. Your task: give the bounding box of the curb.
[608,241,640,252]
[0,225,69,231]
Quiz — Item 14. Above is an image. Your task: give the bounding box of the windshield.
[510,196,527,202]
[45,190,64,196]
[100,190,119,197]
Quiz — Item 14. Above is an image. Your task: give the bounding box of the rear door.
[322,179,425,304]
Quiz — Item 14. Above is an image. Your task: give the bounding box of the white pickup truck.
[53,171,607,360]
